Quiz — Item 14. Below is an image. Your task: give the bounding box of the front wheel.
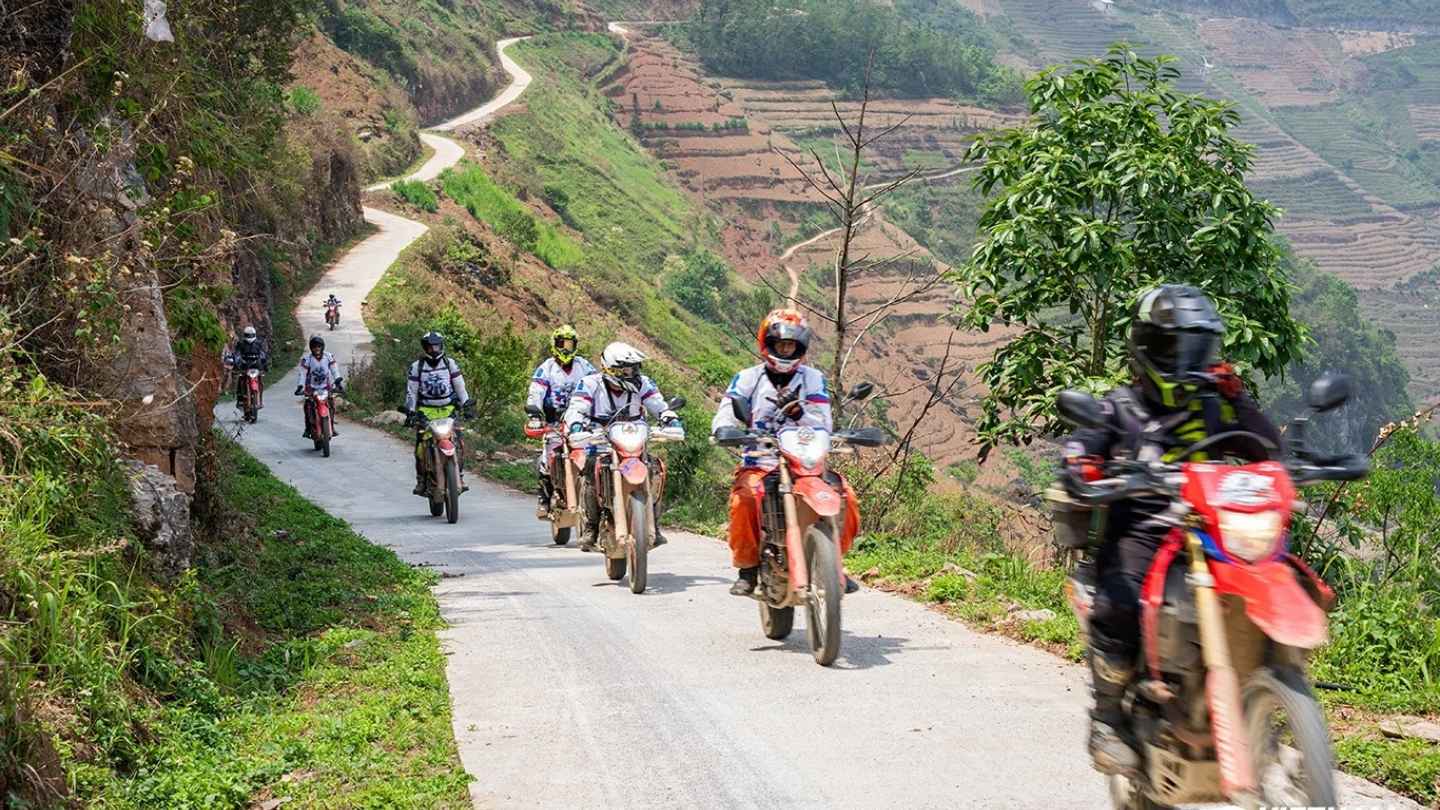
[804,526,842,666]
[760,602,794,640]
[627,491,648,594]
[1244,666,1337,807]
[551,523,571,546]
[321,415,331,458]
[444,457,460,524]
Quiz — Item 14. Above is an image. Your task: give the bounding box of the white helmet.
[601,341,646,394]
[242,326,257,343]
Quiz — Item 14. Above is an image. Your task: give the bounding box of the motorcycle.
[570,396,686,594]
[414,404,465,524]
[526,405,583,545]
[303,384,339,458]
[1048,374,1369,809]
[224,353,264,424]
[325,302,340,330]
[712,382,885,667]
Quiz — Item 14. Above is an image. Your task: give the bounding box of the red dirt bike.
[526,405,583,546]
[1049,375,1369,809]
[325,302,340,330]
[303,385,339,458]
[224,354,264,424]
[570,397,686,594]
[712,382,885,667]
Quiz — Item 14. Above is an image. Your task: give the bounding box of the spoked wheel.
[759,601,794,640]
[1244,666,1337,808]
[627,492,648,594]
[1107,776,1173,810]
[443,458,460,524]
[803,526,842,666]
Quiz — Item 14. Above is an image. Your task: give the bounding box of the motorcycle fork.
[610,456,651,548]
[564,447,578,510]
[778,464,810,594]
[1185,531,1258,801]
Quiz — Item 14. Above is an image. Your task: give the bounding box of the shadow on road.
[633,572,731,594]
[746,631,919,670]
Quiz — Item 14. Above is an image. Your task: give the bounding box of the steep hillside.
[978,0,1440,405]
[603,26,1023,468]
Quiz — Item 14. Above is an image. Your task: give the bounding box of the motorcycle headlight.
[430,418,455,438]
[247,369,260,378]
[608,422,648,454]
[315,389,329,401]
[779,427,830,469]
[1217,509,1284,562]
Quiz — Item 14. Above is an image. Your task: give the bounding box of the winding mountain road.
[215,32,1417,810]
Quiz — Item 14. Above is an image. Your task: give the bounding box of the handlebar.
[710,426,888,450]
[1062,453,1371,508]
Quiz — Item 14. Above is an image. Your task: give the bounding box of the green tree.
[956,45,1306,455]
[663,249,730,320]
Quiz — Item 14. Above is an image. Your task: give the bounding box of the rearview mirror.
[731,396,753,427]
[1307,373,1352,414]
[667,395,687,411]
[1058,389,1106,430]
[847,382,874,402]
[844,426,888,447]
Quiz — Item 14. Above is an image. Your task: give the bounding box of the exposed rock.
[126,461,194,581]
[1010,609,1056,624]
[1380,716,1440,745]
[940,562,979,580]
[368,410,408,426]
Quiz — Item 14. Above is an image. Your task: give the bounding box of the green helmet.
[551,324,579,365]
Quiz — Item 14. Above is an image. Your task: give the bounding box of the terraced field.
[604,27,1024,464]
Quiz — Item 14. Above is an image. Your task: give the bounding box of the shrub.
[392,179,438,213]
[287,85,321,116]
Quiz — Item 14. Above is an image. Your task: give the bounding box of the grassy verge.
[1,347,468,807]
[130,438,470,808]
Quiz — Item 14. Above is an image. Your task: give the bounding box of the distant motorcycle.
[414,404,465,524]
[570,397,686,594]
[526,405,583,545]
[1049,374,1370,810]
[712,383,884,666]
[325,302,340,330]
[224,353,264,424]
[303,385,338,458]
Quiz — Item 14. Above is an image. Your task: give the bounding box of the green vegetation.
[439,162,582,269]
[1263,248,1414,454]
[691,0,1025,105]
[286,85,322,116]
[393,178,440,213]
[1333,736,1440,806]
[845,456,1081,657]
[0,340,466,804]
[1146,0,1440,27]
[957,46,1304,454]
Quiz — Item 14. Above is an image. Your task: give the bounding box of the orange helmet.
[757,309,813,373]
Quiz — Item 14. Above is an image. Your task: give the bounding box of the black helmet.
[309,335,325,351]
[421,331,445,361]
[1128,284,1224,408]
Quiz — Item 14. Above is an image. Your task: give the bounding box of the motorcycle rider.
[562,341,680,552]
[324,294,341,323]
[294,335,342,439]
[400,331,474,496]
[229,325,269,405]
[711,309,860,597]
[1061,284,1282,776]
[527,324,597,518]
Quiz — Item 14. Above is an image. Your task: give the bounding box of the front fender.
[619,457,649,486]
[791,476,842,517]
[1210,558,1328,649]
[436,437,456,456]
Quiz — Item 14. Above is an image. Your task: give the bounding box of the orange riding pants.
[727,467,859,568]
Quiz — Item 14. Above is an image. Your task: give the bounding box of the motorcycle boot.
[578,520,599,553]
[1087,652,1140,776]
[536,477,552,519]
[413,454,426,497]
[730,566,758,596]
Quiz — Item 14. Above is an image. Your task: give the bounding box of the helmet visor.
[1152,329,1220,378]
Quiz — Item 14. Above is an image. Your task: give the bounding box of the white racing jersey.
[527,357,598,420]
[296,351,340,391]
[711,364,832,469]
